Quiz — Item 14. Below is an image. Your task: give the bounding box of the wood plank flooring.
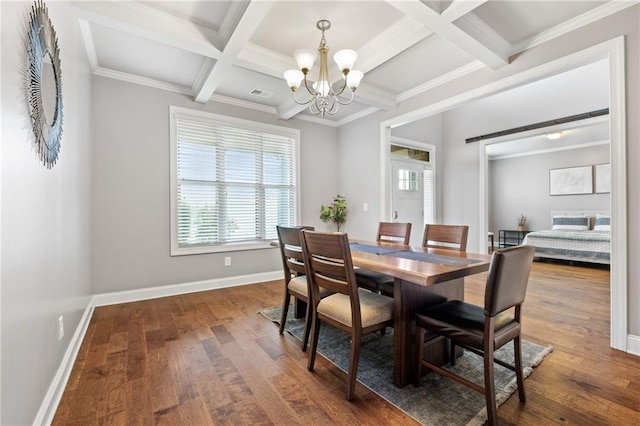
[53,261,640,425]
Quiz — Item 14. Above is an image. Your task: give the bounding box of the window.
[398,169,419,191]
[170,107,299,255]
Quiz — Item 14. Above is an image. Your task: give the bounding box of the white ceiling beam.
[193,1,274,103]
[385,0,510,69]
[71,2,224,59]
[441,0,488,21]
[356,15,433,73]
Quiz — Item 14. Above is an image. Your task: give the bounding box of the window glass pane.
[391,144,430,162]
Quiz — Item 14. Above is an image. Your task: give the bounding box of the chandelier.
[283,20,363,117]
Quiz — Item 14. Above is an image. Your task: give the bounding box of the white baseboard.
[34,270,282,424]
[92,270,282,307]
[34,303,95,426]
[627,334,640,356]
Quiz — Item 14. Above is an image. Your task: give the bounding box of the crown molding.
[94,67,194,96]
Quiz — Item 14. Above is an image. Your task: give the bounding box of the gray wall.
[489,145,610,233]
[91,77,340,293]
[1,2,93,424]
[338,7,639,335]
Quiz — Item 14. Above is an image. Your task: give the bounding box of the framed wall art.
[549,165,593,196]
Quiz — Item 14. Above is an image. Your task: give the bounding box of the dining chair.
[422,224,469,251]
[355,221,411,295]
[414,244,535,426]
[276,225,332,351]
[301,230,394,401]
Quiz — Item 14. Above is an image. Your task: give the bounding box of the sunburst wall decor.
[27,0,63,169]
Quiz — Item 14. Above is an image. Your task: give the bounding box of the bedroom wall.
[91,76,339,294]
[1,2,93,424]
[338,6,639,337]
[489,144,610,234]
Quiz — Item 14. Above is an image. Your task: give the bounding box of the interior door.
[391,159,424,246]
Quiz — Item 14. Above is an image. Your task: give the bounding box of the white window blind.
[423,168,434,225]
[171,108,298,254]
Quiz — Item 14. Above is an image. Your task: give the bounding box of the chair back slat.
[423,224,469,251]
[277,226,314,278]
[484,245,535,316]
[301,231,360,301]
[377,222,412,245]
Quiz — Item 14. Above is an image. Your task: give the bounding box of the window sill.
[171,241,278,256]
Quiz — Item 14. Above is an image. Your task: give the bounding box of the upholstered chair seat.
[317,289,393,328]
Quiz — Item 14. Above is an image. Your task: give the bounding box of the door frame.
[389,137,436,227]
[378,37,627,352]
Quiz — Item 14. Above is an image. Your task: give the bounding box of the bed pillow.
[593,214,611,231]
[551,215,589,230]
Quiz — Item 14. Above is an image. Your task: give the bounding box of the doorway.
[379,38,627,352]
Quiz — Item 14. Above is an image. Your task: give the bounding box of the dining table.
[349,240,492,388]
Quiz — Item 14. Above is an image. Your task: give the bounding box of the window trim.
[169,106,301,255]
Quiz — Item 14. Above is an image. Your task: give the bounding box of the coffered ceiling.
[72,0,634,127]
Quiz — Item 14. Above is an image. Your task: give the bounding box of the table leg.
[392,277,464,387]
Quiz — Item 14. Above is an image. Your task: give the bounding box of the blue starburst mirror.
[27,0,63,169]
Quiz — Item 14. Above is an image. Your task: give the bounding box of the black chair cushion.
[354,268,394,293]
[416,300,520,350]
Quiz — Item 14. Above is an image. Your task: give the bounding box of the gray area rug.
[260,306,553,426]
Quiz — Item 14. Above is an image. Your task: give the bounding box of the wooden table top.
[349,240,492,286]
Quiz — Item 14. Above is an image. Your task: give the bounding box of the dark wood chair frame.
[422,224,469,251]
[276,225,314,351]
[302,230,394,401]
[414,245,536,426]
[377,221,412,245]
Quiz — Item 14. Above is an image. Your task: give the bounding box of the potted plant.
[320,195,347,231]
[517,214,527,231]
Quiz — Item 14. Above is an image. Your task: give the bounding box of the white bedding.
[522,229,610,264]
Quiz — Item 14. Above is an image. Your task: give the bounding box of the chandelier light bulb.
[313,80,331,97]
[346,70,364,90]
[284,70,304,91]
[294,49,317,73]
[334,49,357,73]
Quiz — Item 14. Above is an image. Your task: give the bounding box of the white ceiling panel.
[91,22,206,88]
[251,1,405,57]
[364,33,477,94]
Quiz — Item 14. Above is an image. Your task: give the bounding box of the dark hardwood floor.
[53,261,640,425]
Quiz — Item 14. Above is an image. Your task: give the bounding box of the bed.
[522,211,610,264]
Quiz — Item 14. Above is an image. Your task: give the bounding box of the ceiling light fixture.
[546,131,563,140]
[283,19,363,117]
